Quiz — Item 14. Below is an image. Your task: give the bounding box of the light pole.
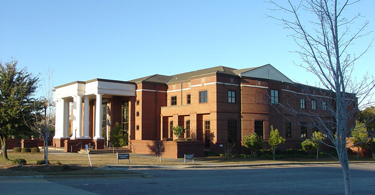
[43,99,48,165]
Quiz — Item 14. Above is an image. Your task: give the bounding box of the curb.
[105,161,375,170]
[0,173,151,181]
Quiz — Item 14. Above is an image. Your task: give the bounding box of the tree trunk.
[272,149,275,160]
[45,140,49,166]
[316,148,319,160]
[1,137,8,160]
[357,147,359,159]
[338,145,351,195]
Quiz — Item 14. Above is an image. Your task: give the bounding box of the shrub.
[13,159,27,165]
[31,147,40,153]
[244,133,264,156]
[13,147,21,153]
[21,147,31,153]
[110,122,128,148]
[301,139,318,154]
[172,126,185,139]
[36,159,49,165]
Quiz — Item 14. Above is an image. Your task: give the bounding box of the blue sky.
[0,0,374,98]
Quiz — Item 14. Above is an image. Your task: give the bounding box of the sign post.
[85,144,92,167]
[117,153,130,164]
[184,154,194,164]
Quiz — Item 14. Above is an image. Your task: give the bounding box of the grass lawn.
[0,151,185,176]
[0,150,373,176]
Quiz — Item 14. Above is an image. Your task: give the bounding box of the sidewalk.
[104,160,375,170]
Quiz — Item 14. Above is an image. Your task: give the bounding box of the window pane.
[186,120,190,137]
[228,120,237,145]
[200,91,207,103]
[228,91,235,103]
[301,122,307,139]
[285,122,291,138]
[300,99,305,109]
[312,100,316,110]
[255,121,263,138]
[271,90,278,104]
[187,94,191,104]
[171,96,177,105]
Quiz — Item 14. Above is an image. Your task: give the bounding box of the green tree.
[351,121,371,159]
[311,131,325,159]
[172,126,185,140]
[268,126,285,160]
[358,106,375,135]
[244,133,264,156]
[301,139,318,153]
[0,60,38,160]
[110,122,128,152]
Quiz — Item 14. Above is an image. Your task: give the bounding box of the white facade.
[53,79,136,141]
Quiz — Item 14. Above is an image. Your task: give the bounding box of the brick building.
[53,64,357,157]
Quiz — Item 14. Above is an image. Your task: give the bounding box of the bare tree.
[268,1,374,194]
[24,69,54,166]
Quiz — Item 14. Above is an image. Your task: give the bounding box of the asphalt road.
[2,163,375,195]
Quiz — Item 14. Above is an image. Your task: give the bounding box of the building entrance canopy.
[53,79,136,143]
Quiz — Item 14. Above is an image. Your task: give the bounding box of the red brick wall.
[130,140,204,159]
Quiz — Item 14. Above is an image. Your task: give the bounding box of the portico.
[53,79,136,150]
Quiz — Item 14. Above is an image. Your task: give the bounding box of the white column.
[54,98,64,138]
[83,96,91,138]
[72,95,83,139]
[94,94,103,139]
[63,99,70,137]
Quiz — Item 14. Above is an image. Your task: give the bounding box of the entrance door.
[102,103,109,146]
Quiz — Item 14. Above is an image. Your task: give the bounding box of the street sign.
[184,154,194,164]
[117,153,130,164]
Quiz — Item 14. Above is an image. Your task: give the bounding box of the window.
[136,125,139,130]
[301,122,307,139]
[122,101,129,136]
[285,122,291,138]
[185,120,190,138]
[255,121,263,138]
[136,112,139,116]
[205,121,211,148]
[312,100,317,110]
[271,90,279,104]
[322,102,327,110]
[169,121,173,138]
[313,123,318,134]
[136,100,139,105]
[228,91,236,103]
[199,91,207,103]
[228,120,237,145]
[187,94,191,104]
[300,99,306,109]
[171,96,177,106]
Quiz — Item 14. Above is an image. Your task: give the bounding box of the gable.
[240,64,294,84]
